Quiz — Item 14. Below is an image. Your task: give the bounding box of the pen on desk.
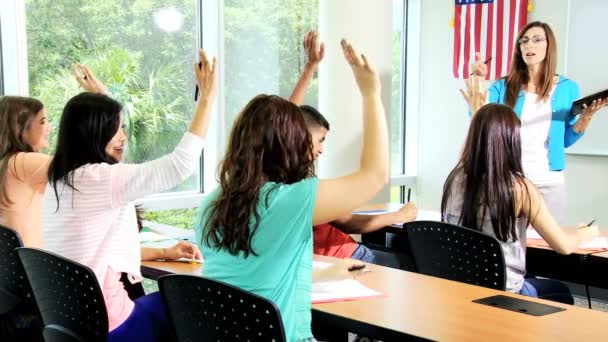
[348,264,366,272]
[469,57,492,76]
[407,188,411,202]
[587,218,596,227]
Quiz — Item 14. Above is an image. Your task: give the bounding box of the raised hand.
[459,75,488,114]
[193,49,218,103]
[341,39,380,97]
[304,30,325,67]
[470,52,488,78]
[71,64,110,95]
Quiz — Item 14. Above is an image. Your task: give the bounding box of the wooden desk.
[358,203,608,289]
[141,255,608,341]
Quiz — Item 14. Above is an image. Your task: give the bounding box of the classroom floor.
[574,296,608,312]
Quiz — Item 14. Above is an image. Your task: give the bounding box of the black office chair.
[0,225,42,340]
[16,247,109,342]
[159,274,286,342]
[405,221,507,290]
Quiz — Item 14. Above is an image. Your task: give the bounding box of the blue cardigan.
[487,75,583,171]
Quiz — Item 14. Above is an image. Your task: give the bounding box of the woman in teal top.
[195,40,390,341]
[462,21,608,221]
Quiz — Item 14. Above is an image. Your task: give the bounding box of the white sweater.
[43,132,204,328]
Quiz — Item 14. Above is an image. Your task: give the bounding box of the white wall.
[415,0,608,226]
[318,0,393,202]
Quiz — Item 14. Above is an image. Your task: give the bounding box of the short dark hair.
[300,105,330,130]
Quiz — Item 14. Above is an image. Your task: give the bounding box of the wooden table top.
[359,202,608,255]
[141,255,608,341]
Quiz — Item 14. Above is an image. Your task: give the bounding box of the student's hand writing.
[164,240,203,260]
[470,52,488,78]
[575,223,600,242]
[460,75,488,114]
[71,64,110,95]
[396,202,417,223]
[304,30,325,67]
[341,39,380,97]
[194,49,218,103]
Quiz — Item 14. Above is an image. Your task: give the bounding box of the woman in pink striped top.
[43,50,217,341]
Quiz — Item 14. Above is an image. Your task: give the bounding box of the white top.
[520,91,564,185]
[43,132,204,330]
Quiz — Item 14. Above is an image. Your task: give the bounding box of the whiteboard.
[565,0,608,155]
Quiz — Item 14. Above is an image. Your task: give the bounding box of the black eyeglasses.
[518,36,546,45]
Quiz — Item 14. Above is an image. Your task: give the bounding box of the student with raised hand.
[0,65,109,248]
[43,49,216,340]
[288,31,417,268]
[461,21,608,222]
[441,103,599,304]
[196,39,388,341]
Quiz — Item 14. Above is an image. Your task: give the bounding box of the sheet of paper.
[352,209,390,215]
[313,260,333,270]
[139,231,173,243]
[174,257,204,264]
[416,209,442,222]
[526,229,608,249]
[311,278,382,304]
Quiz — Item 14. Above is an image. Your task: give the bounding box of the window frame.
[1,0,420,209]
[391,0,420,203]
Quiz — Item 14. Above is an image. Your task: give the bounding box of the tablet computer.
[572,88,608,115]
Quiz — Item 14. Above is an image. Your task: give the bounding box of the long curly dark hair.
[202,95,314,257]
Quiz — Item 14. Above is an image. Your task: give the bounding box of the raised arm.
[111,50,217,206]
[460,75,489,115]
[332,202,417,234]
[517,179,598,254]
[72,64,111,95]
[289,30,325,105]
[312,40,389,225]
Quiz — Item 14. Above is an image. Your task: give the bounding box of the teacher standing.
[461,21,608,222]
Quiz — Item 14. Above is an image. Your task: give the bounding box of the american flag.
[453,0,528,80]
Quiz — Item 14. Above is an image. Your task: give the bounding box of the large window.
[223,0,319,129]
[24,0,200,192]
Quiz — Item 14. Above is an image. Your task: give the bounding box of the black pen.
[348,264,366,272]
[587,218,596,227]
[407,188,411,202]
[469,56,492,76]
[194,61,202,101]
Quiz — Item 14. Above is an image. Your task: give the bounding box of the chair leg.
[585,284,592,309]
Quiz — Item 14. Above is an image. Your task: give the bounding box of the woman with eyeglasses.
[461,21,608,222]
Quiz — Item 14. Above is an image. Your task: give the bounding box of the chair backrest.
[0,224,30,314]
[159,274,286,342]
[405,221,507,290]
[16,247,108,342]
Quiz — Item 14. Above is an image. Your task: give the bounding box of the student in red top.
[290,30,417,268]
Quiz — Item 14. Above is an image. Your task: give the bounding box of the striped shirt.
[43,132,204,331]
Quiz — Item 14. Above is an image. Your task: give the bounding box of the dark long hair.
[202,95,314,257]
[441,104,531,242]
[505,21,557,108]
[48,92,122,206]
[0,96,44,206]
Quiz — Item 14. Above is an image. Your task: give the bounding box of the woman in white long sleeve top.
[43,50,216,341]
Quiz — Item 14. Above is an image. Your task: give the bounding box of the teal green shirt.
[195,178,318,342]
